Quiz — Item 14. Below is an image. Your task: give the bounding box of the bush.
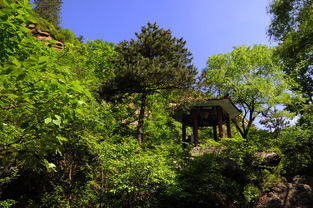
[100,140,177,207]
[275,126,313,176]
[163,153,243,208]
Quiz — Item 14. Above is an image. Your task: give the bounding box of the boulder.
[255,175,313,208]
[221,157,246,184]
[255,152,281,167]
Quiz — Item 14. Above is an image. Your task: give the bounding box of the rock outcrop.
[27,23,64,50]
[255,175,313,208]
[255,152,281,167]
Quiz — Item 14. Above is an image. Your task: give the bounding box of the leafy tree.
[268,0,313,103]
[202,45,294,139]
[85,40,117,91]
[268,0,313,180]
[56,39,117,94]
[101,22,196,143]
[33,0,63,26]
[0,0,36,62]
[0,1,113,206]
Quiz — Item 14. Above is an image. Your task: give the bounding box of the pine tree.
[101,22,197,143]
[33,0,63,27]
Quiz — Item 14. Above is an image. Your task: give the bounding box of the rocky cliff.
[28,23,64,50]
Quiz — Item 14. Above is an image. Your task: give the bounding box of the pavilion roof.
[172,97,241,123]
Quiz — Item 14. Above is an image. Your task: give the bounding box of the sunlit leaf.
[44,117,52,124]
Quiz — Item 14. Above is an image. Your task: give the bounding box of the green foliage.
[56,28,76,43]
[144,94,182,144]
[267,0,313,185]
[0,200,16,208]
[2,0,313,207]
[274,125,313,176]
[102,22,196,99]
[0,1,114,206]
[1,2,192,207]
[202,45,297,138]
[267,0,312,40]
[168,154,244,208]
[101,22,197,143]
[0,0,35,62]
[85,40,117,85]
[101,141,178,207]
[243,184,260,203]
[268,0,313,103]
[32,15,78,44]
[56,39,116,93]
[33,0,63,27]
[220,136,284,200]
[0,167,17,208]
[260,108,295,137]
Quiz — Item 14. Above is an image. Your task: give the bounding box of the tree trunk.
[136,93,147,143]
[232,119,245,139]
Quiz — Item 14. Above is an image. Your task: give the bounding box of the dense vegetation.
[33,0,62,27]
[0,0,312,207]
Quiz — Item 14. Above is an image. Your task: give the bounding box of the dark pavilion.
[172,97,241,146]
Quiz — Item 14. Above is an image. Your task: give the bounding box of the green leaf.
[44,117,52,124]
[38,56,49,64]
[56,136,67,144]
[11,58,21,67]
[43,159,57,173]
[54,114,61,120]
[52,115,62,126]
[52,119,61,126]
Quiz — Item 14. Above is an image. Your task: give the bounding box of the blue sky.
[60,0,273,71]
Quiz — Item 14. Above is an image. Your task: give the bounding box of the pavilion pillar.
[217,108,224,139]
[226,114,232,138]
[213,125,218,141]
[191,109,199,146]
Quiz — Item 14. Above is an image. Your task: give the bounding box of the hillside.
[0,0,312,207]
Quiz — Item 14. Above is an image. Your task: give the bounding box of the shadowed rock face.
[255,152,281,167]
[27,24,64,50]
[255,175,313,208]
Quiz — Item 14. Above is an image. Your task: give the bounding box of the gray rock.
[255,152,281,167]
[255,175,313,208]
